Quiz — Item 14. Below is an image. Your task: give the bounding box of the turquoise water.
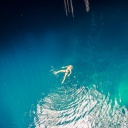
[31,37,128,127]
[1,5,128,128]
[1,30,128,127]
[33,86,128,128]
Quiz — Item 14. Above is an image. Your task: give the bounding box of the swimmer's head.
[69,65,73,69]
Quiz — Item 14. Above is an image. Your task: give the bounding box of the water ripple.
[33,85,128,128]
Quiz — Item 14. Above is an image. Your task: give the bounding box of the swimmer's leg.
[62,73,68,84]
[54,70,65,75]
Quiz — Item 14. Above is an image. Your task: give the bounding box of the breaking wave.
[33,85,128,128]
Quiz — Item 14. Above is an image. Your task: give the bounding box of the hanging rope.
[64,0,90,17]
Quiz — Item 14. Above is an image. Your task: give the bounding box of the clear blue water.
[0,3,128,128]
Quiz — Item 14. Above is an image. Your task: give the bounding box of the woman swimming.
[54,65,73,83]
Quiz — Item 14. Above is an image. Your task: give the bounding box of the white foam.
[33,85,128,128]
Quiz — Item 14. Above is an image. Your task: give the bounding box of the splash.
[33,85,128,128]
[64,0,90,17]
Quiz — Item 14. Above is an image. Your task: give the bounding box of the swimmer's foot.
[53,71,58,75]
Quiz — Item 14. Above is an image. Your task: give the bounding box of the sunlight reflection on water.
[31,85,128,128]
